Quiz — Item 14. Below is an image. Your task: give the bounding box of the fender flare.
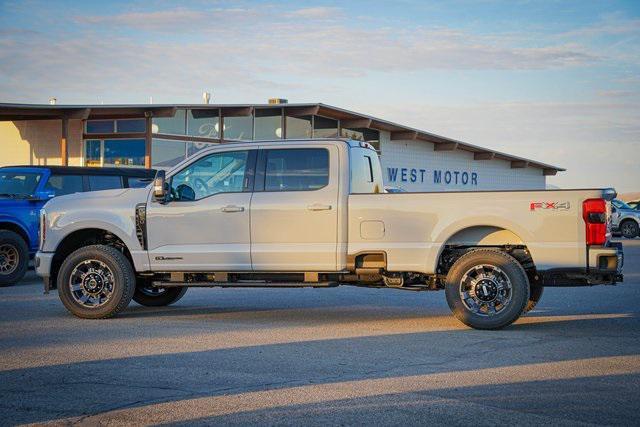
[429,218,534,273]
[0,218,32,246]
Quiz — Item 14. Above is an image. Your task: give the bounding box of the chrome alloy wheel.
[0,244,19,275]
[459,264,513,316]
[69,259,115,308]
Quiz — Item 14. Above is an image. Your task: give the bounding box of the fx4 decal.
[530,201,571,211]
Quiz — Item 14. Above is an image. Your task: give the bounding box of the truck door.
[145,149,256,271]
[250,146,339,271]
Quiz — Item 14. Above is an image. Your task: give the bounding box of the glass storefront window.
[223,115,253,140]
[313,116,338,138]
[103,139,145,167]
[286,115,313,139]
[187,141,217,157]
[188,110,219,138]
[116,119,146,133]
[254,108,282,140]
[153,109,186,135]
[86,120,114,134]
[152,139,186,168]
[84,139,102,166]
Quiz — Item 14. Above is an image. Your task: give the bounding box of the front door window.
[170,151,249,201]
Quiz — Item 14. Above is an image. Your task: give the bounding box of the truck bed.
[347,189,607,274]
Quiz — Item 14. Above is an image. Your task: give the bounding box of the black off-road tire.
[57,245,135,319]
[524,285,544,314]
[445,249,530,330]
[133,282,188,307]
[0,230,29,286]
[620,220,639,239]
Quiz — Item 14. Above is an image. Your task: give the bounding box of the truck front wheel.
[0,230,29,287]
[445,249,529,330]
[57,245,135,319]
[133,282,188,307]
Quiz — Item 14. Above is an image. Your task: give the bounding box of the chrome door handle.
[221,205,245,213]
[307,204,332,211]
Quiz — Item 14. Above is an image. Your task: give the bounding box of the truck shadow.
[173,372,640,426]
[1,314,638,425]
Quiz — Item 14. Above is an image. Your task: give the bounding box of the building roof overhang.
[0,102,564,173]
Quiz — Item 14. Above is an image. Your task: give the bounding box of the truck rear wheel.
[445,249,529,330]
[57,245,135,319]
[133,283,188,307]
[524,285,544,314]
[620,220,639,239]
[0,230,29,287]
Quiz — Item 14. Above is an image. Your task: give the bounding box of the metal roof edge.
[0,102,565,172]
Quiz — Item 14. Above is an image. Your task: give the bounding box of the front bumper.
[34,251,54,293]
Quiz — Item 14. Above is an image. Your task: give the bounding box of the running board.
[152,281,339,288]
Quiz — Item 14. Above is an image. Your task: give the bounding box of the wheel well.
[0,222,30,246]
[50,228,132,288]
[438,245,536,283]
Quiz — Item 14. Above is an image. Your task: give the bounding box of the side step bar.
[152,281,339,288]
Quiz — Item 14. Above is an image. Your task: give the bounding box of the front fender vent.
[135,203,147,250]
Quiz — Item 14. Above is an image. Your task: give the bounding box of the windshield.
[0,171,42,197]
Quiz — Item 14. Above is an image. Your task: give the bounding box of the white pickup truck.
[36,139,623,329]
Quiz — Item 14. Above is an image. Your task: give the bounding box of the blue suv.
[0,166,155,286]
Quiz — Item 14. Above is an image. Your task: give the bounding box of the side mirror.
[153,170,168,202]
[31,189,55,201]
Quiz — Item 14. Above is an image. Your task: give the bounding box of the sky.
[0,0,638,192]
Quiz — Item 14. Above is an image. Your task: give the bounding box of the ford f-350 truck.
[35,139,623,329]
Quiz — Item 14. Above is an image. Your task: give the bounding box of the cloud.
[66,4,600,72]
[0,6,603,106]
[73,7,262,31]
[286,7,342,19]
[560,16,640,38]
[1,1,637,191]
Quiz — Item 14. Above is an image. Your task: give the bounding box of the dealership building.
[0,101,563,191]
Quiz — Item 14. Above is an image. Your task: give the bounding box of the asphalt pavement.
[0,240,638,426]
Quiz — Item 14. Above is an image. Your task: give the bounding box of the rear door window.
[87,175,123,191]
[264,149,329,192]
[44,174,84,196]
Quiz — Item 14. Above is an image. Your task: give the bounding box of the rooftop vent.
[268,98,288,104]
[48,97,57,105]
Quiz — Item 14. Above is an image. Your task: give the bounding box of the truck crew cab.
[36,139,623,330]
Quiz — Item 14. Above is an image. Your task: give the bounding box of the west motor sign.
[387,167,479,187]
